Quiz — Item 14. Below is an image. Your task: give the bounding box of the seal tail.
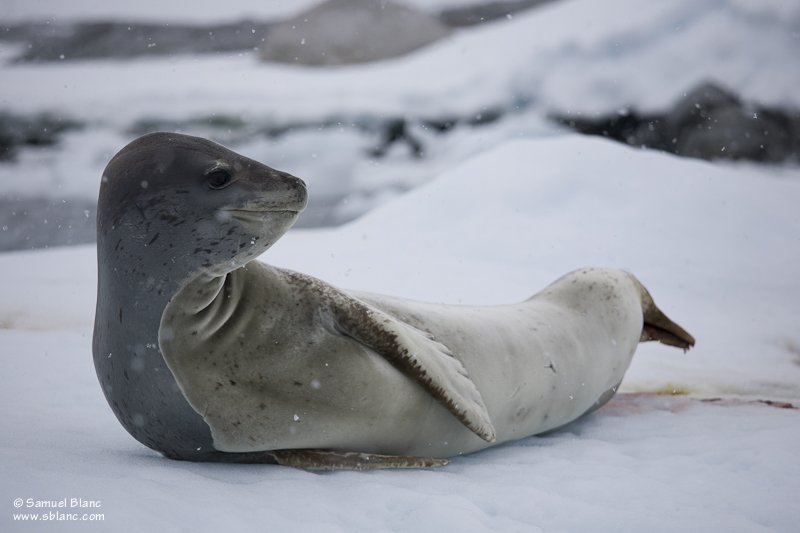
[631,275,696,351]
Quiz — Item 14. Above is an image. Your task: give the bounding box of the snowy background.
[1,0,799,531]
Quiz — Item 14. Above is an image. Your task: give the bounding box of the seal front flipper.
[271,450,448,470]
[327,290,497,443]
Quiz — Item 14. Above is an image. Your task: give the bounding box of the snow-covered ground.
[5,0,799,121]
[2,0,800,530]
[2,136,799,531]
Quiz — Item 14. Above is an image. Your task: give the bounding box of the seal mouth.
[226,208,300,223]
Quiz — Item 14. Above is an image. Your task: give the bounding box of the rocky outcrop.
[2,20,273,62]
[554,83,800,164]
[0,0,555,64]
[258,0,452,66]
[0,112,82,160]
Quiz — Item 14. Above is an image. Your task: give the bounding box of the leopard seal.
[93,132,695,469]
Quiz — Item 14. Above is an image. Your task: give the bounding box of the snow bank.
[1,136,798,531]
[2,0,798,124]
[0,0,473,24]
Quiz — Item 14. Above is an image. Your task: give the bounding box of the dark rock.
[0,0,558,64]
[421,117,459,133]
[467,106,505,126]
[0,111,83,160]
[554,82,800,164]
[130,103,510,162]
[369,118,424,158]
[259,0,452,66]
[668,84,796,162]
[1,20,273,62]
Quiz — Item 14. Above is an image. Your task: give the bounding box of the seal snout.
[254,168,308,213]
[281,171,308,213]
[223,167,308,217]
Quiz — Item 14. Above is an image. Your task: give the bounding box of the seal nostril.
[271,169,305,188]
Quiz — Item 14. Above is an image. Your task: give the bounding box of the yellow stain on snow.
[651,384,692,396]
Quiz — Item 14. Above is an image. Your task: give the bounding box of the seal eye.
[207,169,232,190]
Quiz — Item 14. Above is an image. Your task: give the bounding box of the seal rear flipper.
[641,318,695,350]
[271,450,448,470]
[630,274,696,351]
[329,291,497,443]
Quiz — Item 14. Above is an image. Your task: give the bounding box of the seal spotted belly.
[93,132,695,469]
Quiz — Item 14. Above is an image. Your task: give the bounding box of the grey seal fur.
[94,132,695,469]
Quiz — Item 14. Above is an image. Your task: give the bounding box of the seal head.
[100,132,307,274]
